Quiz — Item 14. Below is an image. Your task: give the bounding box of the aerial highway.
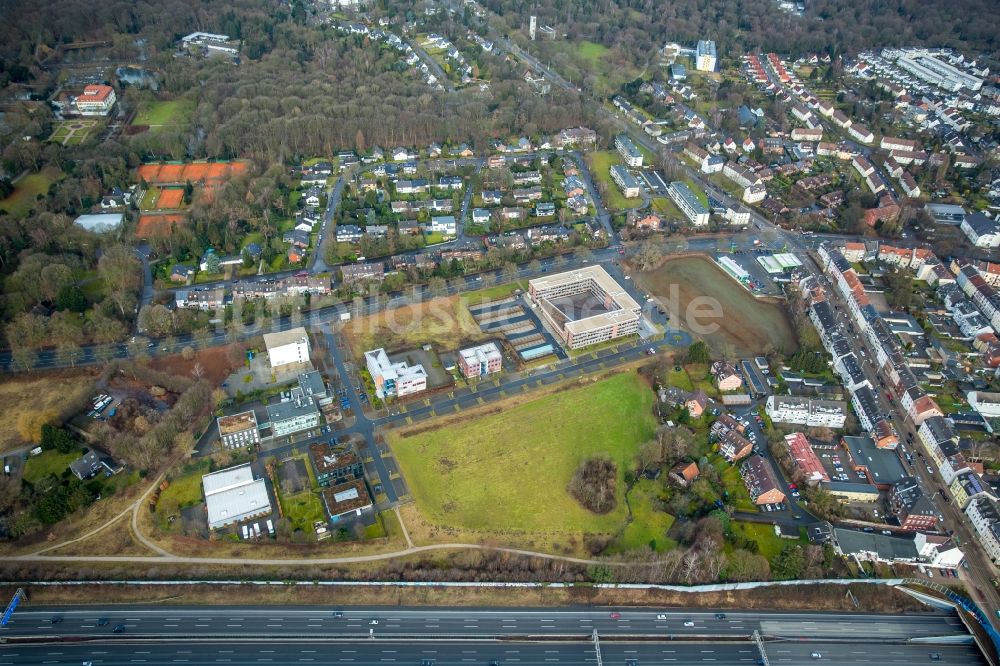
[0,639,985,666]
[0,606,971,642]
[0,605,985,666]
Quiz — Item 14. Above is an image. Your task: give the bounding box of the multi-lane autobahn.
[0,639,985,666]
[0,606,985,665]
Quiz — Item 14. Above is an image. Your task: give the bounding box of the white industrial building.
[263,327,311,370]
[203,464,272,530]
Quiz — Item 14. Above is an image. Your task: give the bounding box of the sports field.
[634,255,798,356]
[391,372,657,535]
[131,99,195,132]
[137,160,250,186]
[136,213,187,238]
[156,188,185,209]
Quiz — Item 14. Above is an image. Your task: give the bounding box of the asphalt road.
[0,639,985,666]
[2,606,968,641]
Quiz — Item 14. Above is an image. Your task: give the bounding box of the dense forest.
[485,0,1000,63]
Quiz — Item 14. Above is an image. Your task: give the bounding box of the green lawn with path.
[391,372,658,534]
[132,99,195,131]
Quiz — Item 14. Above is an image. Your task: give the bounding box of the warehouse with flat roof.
[202,463,272,530]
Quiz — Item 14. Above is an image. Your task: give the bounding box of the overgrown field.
[391,372,657,536]
[341,295,488,358]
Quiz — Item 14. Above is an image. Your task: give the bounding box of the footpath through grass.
[391,371,657,535]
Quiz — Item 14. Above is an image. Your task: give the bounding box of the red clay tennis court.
[135,213,187,238]
[156,188,185,209]
[137,160,250,186]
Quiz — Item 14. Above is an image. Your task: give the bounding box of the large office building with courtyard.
[528,265,642,349]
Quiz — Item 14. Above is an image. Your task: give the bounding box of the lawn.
[635,255,798,357]
[140,187,161,211]
[649,196,681,218]
[391,371,657,535]
[132,99,195,131]
[714,461,755,512]
[611,479,677,553]
[0,168,61,218]
[341,294,489,358]
[280,490,326,533]
[586,151,643,212]
[665,366,695,392]
[23,450,80,484]
[158,459,212,514]
[730,520,806,560]
[576,41,610,64]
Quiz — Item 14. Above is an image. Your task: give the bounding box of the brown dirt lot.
[635,254,798,356]
[148,344,246,386]
[341,295,489,359]
[0,370,98,453]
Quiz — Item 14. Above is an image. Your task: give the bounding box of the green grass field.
[139,187,161,210]
[730,520,806,560]
[132,99,195,131]
[576,41,610,63]
[587,151,643,211]
[157,459,212,516]
[611,479,677,553]
[460,280,527,307]
[391,372,657,535]
[0,168,61,218]
[281,490,326,533]
[23,450,80,484]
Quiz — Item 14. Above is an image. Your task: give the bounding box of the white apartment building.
[766,396,848,428]
[668,181,710,226]
[610,165,641,198]
[695,40,717,72]
[966,496,1000,562]
[263,327,311,370]
[364,348,427,399]
[615,134,643,167]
